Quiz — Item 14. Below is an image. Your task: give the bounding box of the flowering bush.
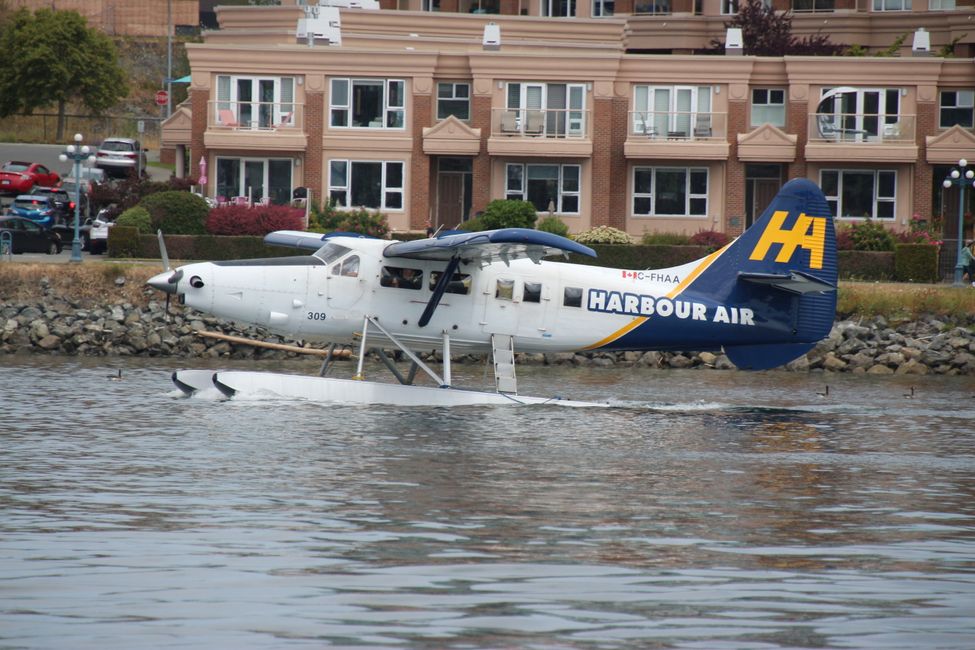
[689,229,731,251]
[894,213,942,246]
[205,204,306,236]
[573,226,633,245]
[309,201,389,238]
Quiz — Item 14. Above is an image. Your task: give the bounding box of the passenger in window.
[341,255,359,277]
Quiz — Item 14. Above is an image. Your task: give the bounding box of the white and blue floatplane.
[149,179,838,406]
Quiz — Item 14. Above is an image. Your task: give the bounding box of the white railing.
[629,110,726,140]
[492,108,590,138]
[809,113,915,143]
[209,101,303,131]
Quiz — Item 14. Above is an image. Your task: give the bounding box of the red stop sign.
[155,90,169,106]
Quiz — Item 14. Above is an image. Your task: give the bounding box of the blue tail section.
[688,178,837,369]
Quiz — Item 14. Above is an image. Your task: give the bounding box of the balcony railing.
[492,108,590,139]
[209,100,303,131]
[809,113,916,143]
[632,0,672,14]
[629,111,726,141]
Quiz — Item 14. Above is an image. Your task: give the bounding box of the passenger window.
[429,271,472,295]
[380,266,422,289]
[563,286,582,308]
[523,282,542,303]
[495,279,514,301]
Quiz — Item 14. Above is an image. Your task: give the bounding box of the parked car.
[0,161,61,196]
[9,194,57,228]
[0,216,62,254]
[94,138,147,178]
[32,187,74,223]
[55,179,91,218]
[85,211,114,255]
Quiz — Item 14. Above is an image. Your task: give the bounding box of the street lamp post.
[942,159,975,286]
[58,133,96,263]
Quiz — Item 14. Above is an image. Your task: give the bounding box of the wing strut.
[417,255,462,328]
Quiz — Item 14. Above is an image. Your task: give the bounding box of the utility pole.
[166,0,173,118]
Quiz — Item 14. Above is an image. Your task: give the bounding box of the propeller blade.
[158,229,170,272]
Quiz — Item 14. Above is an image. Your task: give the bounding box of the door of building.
[435,158,472,229]
[745,164,783,229]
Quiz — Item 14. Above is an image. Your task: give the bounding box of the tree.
[709,0,844,56]
[0,8,128,141]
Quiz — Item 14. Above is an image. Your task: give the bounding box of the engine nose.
[147,268,183,294]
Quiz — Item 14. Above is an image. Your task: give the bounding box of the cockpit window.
[331,255,360,277]
[313,242,351,264]
[429,271,471,295]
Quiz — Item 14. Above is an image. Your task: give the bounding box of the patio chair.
[218,108,239,128]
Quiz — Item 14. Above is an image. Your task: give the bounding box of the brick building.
[161,2,975,243]
[9,0,199,37]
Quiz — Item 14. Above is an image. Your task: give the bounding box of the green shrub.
[458,216,487,232]
[536,215,569,237]
[480,200,538,230]
[139,191,209,235]
[106,225,141,258]
[641,231,691,245]
[837,250,895,281]
[894,243,939,283]
[849,219,895,251]
[308,200,389,238]
[574,226,632,245]
[116,206,152,232]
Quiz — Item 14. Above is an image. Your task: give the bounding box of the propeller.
[147,230,183,317]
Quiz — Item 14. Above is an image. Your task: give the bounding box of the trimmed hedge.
[836,250,895,281]
[140,191,209,235]
[894,243,939,283]
[568,244,710,269]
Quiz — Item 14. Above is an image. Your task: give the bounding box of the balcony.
[487,108,593,157]
[624,111,730,160]
[805,113,918,163]
[204,100,307,151]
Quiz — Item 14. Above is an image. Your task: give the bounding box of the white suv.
[95,138,148,178]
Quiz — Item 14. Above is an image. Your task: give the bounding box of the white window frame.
[504,163,580,215]
[505,82,587,137]
[939,90,975,129]
[819,87,901,139]
[633,85,712,138]
[820,169,896,220]
[328,159,405,211]
[929,0,955,8]
[592,0,614,16]
[216,75,294,129]
[872,0,910,10]
[214,156,294,205]
[436,82,471,121]
[751,88,786,127]
[721,0,738,13]
[631,166,709,218]
[329,78,406,129]
[541,0,575,17]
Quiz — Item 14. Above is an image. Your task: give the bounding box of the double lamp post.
[942,158,975,286]
[58,133,96,263]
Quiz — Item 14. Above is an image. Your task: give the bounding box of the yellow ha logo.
[749,211,826,269]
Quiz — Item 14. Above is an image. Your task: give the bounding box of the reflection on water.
[2,356,974,649]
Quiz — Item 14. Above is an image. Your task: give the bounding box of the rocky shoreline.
[2,282,974,375]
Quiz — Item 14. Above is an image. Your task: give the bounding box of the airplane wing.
[383,228,596,265]
[264,230,331,251]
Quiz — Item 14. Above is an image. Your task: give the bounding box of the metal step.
[491,333,517,394]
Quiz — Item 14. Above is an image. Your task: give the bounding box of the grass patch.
[837,281,975,323]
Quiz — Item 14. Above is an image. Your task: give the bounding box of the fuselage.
[161,236,788,355]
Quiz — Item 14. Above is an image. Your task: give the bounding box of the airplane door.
[480,275,519,336]
[325,253,365,312]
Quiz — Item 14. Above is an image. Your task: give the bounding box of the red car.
[0,161,61,196]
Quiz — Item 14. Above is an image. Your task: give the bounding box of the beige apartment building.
[161,1,975,243]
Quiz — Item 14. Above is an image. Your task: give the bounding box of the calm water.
[2,356,975,649]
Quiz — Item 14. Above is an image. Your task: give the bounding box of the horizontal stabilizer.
[383,228,595,264]
[738,271,836,295]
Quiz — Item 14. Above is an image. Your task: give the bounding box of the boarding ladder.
[491,334,517,394]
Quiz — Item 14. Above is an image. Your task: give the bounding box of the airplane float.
[148,178,838,407]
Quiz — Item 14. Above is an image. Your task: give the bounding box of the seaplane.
[148,178,837,407]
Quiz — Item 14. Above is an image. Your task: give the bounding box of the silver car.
[94,137,148,178]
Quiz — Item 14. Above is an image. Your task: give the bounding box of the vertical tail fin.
[688,178,837,369]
